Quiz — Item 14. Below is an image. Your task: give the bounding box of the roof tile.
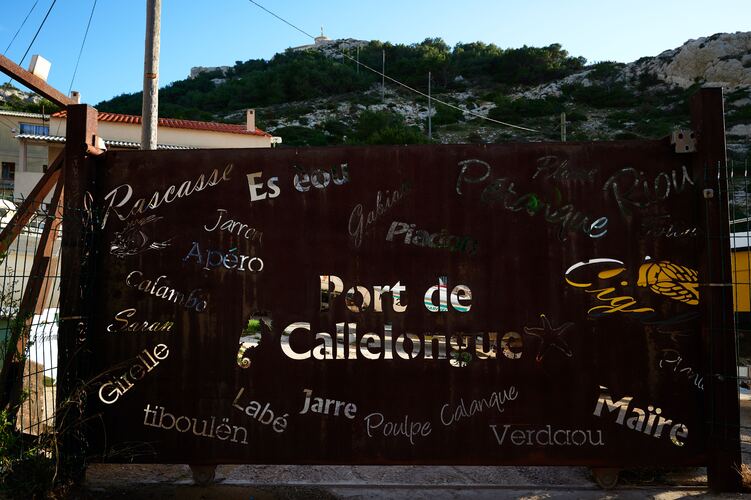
[52,110,270,137]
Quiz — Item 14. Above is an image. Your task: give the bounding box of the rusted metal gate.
[56,89,741,489]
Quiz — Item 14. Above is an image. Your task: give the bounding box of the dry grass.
[742,463,751,490]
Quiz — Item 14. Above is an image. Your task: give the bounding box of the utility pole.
[141,0,161,150]
[356,46,359,74]
[381,49,385,102]
[428,72,432,140]
[560,112,567,142]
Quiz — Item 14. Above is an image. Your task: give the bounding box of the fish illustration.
[110,215,172,259]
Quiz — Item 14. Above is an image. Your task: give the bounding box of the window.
[1,162,15,180]
[0,162,14,199]
[19,123,49,136]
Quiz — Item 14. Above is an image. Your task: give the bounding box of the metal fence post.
[692,87,743,492]
[57,104,98,482]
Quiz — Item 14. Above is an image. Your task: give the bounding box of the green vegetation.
[588,61,625,81]
[726,87,750,103]
[561,82,640,109]
[0,84,60,114]
[273,125,329,146]
[431,103,464,125]
[2,37,745,146]
[96,39,586,121]
[0,408,56,498]
[244,318,261,334]
[270,110,431,147]
[565,109,588,122]
[728,104,751,126]
[352,110,428,145]
[488,96,563,122]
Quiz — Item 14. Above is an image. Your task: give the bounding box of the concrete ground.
[80,395,751,499]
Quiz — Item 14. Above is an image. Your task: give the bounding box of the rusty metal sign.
[85,140,710,466]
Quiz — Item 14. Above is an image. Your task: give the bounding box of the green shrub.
[488,96,563,123]
[635,71,662,90]
[244,319,261,334]
[466,131,486,143]
[431,103,464,125]
[321,119,349,138]
[367,125,429,145]
[0,409,56,498]
[353,110,404,141]
[273,126,329,146]
[565,109,588,122]
[614,131,640,140]
[726,88,750,103]
[96,39,587,119]
[562,82,639,108]
[353,94,381,106]
[727,105,751,126]
[588,61,624,81]
[632,117,684,139]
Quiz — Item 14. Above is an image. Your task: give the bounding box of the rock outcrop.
[0,84,40,105]
[626,32,751,88]
[189,66,231,79]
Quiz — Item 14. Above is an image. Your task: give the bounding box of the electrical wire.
[5,0,57,88]
[3,0,40,55]
[0,115,18,134]
[246,0,543,134]
[67,0,98,95]
[18,0,57,67]
[50,0,98,137]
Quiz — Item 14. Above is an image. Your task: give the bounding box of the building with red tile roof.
[5,108,279,199]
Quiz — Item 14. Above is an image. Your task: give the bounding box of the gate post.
[692,87,743,491]
[57,104,98,482]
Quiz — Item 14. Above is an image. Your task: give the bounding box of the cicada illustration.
[637,260,699,305]
[110,215,172,259]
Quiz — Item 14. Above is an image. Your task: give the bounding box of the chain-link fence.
[0,196,62,437]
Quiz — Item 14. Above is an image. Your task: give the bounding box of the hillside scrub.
[488,96,563,122]
[96,39,586,121]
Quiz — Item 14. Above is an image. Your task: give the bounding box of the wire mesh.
[728,158,751,376]
[0,195,63,439]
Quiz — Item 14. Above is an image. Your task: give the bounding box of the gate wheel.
[591,467,619,489]
[189,464,217,485]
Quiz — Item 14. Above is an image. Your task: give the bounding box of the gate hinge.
[671,130,696,153]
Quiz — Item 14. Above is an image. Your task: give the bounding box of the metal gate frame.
[54,89,743,491]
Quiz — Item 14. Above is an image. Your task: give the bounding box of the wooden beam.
[18,179,63,319]
[0,151,63,255]
[0,54,76,107]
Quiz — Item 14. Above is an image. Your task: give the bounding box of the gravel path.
[81,397,751,498]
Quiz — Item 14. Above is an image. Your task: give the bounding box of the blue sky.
[1,0,749,105]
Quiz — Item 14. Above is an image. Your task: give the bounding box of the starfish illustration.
[523,314,574,362]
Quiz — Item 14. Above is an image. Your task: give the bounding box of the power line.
[3,0,40,55]
[67,0,98,95]
[0,115,19,134]
[5,0,57,87]
[246,0,543,135]
[18,0,58,66]
[246,0,315,40]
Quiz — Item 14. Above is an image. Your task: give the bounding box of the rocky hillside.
[3,33,749,157]
[0,82,58,113]
[243,32,750,156]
